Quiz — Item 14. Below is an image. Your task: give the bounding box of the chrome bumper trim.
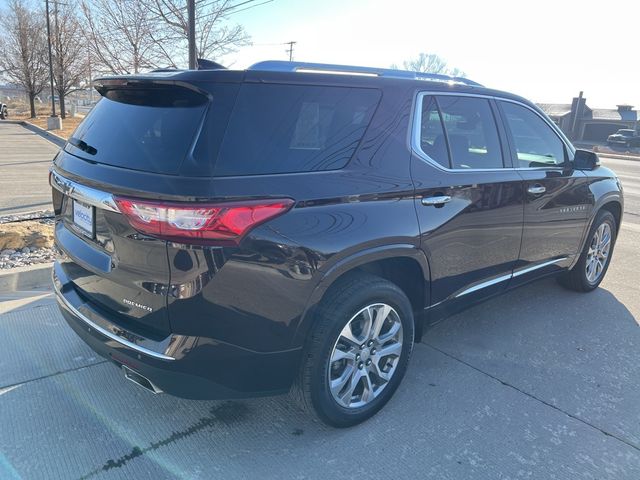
[53,271,175,361]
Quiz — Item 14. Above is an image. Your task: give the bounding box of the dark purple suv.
[51,61,622,426]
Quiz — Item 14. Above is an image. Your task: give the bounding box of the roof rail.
[248,60,482,87]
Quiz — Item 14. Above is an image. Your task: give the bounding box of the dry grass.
[0,221,54,250]
[26,116,81,140]
[9,102,83,140]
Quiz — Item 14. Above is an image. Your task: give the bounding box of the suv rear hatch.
[52,76,218,338]
[53,70,381,345]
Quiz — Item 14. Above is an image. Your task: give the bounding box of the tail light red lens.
[114,197,294,245]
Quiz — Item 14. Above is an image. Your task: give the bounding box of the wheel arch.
[600,200,622,234]
[570,196,623,270]
[293,245,431,347]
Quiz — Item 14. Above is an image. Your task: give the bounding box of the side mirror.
[573,149,600,170]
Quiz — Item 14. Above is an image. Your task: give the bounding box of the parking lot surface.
[1,225,639,479]
[0,123,58,216]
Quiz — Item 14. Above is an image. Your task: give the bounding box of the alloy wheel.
[328,303,403,409]
[585,222,611,283]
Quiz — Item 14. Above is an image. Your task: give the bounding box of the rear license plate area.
[72,199,95,238]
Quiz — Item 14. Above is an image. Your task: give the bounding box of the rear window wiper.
[69,137,98,156]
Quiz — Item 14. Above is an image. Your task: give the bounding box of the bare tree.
[81,0,177,75]
[0,0,48,118]
[51,1,87,118]
[140,0,251,66]
[393,53,466,77]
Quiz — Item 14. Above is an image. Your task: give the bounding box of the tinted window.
[419,96,449,168]
[501,102,566,168]
[214,84,381,176]
[437,96,503,169]
[65,87,207,175]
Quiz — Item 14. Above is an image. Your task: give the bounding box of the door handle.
[527,185,546,195]
[421,195,451,206]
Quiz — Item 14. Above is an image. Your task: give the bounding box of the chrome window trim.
[50,169,120,213]
[53,270,176,361]
[410,91,575,173]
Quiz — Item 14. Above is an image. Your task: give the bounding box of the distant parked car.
[607,129,640,147]
[0,103,7,119]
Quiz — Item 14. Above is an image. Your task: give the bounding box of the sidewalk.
[0,122,59,216]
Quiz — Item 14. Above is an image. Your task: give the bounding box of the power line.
[194,0,274,21]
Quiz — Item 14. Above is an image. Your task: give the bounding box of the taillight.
[114,197,294,245]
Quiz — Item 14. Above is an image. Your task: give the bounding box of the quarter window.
[418,95,504,169]
[214,84,381,176]
[500,102,566,168]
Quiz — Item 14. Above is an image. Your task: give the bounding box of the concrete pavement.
[0,226,638,479]
[0,122,58,216]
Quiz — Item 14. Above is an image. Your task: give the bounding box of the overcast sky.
[222,0,639,109]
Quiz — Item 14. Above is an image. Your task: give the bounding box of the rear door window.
[417,95,503,169]
[437,96,503,169]
[213,84,381,176]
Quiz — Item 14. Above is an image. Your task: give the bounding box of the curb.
[596,152,640,161]
[0,263,53,292]
[20,121,67,147]
[4,119,66,147]
[574,144,640,161]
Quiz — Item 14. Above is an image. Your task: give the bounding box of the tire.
[558,210,616,292]
[293,272,415,427]
[0,108,5,120]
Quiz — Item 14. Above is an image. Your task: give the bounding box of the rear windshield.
[212,84,381,176]
[65,86,207,175]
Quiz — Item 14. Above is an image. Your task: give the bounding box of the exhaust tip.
[122,365,163,394]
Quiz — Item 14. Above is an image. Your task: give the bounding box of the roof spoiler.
[147,59,226,73]
[197,59,226,70]
[248,60,482,87]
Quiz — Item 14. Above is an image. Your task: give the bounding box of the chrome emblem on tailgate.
[123,298,153,312]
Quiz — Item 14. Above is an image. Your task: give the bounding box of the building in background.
[539,94,638,143]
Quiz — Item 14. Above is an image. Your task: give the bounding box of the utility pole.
[45,0,56,117]
[187,0,197,69]
[87,46,93,104]
[285,41,296,62]
[53,0,65,118]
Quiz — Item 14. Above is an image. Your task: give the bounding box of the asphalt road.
[600,156,640,226]
[0,122,59,216]
[1,225,639,479]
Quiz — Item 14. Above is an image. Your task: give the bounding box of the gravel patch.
[0,246,56,269]
[0,210,54,224]
[0,216,56,270]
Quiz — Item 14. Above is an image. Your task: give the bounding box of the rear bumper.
[53,262,301,399]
